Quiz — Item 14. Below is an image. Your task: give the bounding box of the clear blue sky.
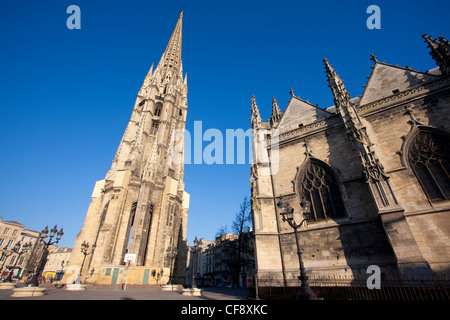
[0,0,448,248]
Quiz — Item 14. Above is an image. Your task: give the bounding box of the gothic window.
[125,202,137,256]
[154,103,162,117]
[151,121,159,135]
[409,130,450,201]
[142,203,154,265]
[298,161,346,221]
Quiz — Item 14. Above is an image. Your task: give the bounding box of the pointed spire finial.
[270,96,282,127]
[423,34,450,76]
[324,58,353,110]
[251,95,262,128]
[289,88,296,98]
[155,11,184,76]
[370,53,378,63]
[323,58,338,88]
[148,62,154,76]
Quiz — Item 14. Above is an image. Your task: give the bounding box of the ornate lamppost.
[74,241,96,285]
[4,242,31,282]
[277,197,316,300]
[167,246,178,285]
[190,237,199,288]
[59,260,66,282]
[1,246,16,278]
[29,225,64,287]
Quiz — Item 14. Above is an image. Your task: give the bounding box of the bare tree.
[232,197,252,287]
[213,197,254,287]
[232,197,252,235]
[215,224,229,238]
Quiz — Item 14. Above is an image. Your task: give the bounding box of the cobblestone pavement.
[0,284,248,300]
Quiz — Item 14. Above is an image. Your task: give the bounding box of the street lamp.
[4,242,31,282]
[29,225,64,287]
[277,197,316,300]
[0,246,16,277]
[60,260,66,281]
[74,241,96,285]
[190,237,199,288]
[166,246,178,285]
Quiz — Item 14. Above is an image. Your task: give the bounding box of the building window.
[3,228,9,235]
[125,202,137,256]
[409,130,450,201]
[151,121,159,135]
[154,103,162,117]
[298,161,346,221]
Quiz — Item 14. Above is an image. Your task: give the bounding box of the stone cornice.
[267,115,342,148]
[356,76,450,116]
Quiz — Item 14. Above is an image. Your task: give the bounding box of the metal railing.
[247,277,450,300]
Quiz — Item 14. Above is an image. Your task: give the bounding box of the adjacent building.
[42,247,72,281]
[0,217,25,278]
[0,218,48,281]
[188,231,255,287]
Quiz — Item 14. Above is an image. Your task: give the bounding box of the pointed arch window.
[151,121,159,135]
[125,202,137,257]
[409,130,450,201]
[154,103,162,117]
[298,161,346,221]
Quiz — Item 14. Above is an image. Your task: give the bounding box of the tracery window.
[409,130,450,201]
[299,161,346,221]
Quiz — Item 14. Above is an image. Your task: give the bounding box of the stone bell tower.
[63,11,190,285]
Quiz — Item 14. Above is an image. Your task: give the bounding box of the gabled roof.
[359,60,440,106]
[276,96,333,134]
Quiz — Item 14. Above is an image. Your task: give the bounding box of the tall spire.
[323,58,398,209]
[251,95,262,129]
[270,96,282,127]
[423,34,450,77]
[324,59,353,109]
[324,58,363,131]
[156,10,184,74]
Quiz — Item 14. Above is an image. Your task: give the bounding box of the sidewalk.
[0,284,248,300]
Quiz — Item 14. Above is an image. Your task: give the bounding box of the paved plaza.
[0,284,248,300]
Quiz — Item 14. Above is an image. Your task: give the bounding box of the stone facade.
[15,229,42,280]
[250,35,450,286]
[42,247,72,281]
[0,218,25,278]
[0,218,44,281]
[63,11,190,285]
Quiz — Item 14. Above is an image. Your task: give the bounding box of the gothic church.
[250,35,450,285]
